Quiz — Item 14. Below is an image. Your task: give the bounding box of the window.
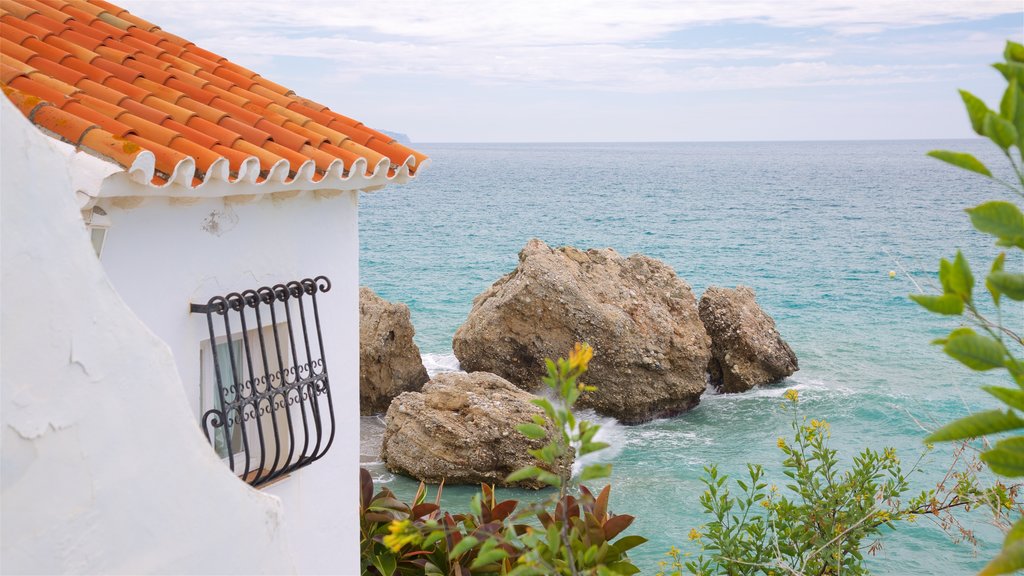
[192,277,336,487]
[201,339,244,460]
[82,206,110,257]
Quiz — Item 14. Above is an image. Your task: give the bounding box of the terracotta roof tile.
[31,102,94,144]
[186,116,241,148]
[1,0,427,193]
[16,1,70,23]
[118,98,167,124]
[63,99,129,135]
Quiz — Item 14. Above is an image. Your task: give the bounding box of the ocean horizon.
[359,139,1022,574]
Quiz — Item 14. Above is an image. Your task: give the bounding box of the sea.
[359,140,1024,575]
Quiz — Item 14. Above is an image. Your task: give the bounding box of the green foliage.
[658,395,1011,576]
[673,396,915,575]
[360,344,647,575]
[915,40,1024,575]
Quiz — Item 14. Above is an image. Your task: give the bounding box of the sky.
[117,1,1022,143]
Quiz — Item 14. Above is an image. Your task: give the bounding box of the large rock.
[698,286,798,393]
[359,287,429,415]
[452,239,711,424]
[381,371,571,488]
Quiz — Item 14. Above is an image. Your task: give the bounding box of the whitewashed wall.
[95,176,361,574]
[1,95,360,574]
[0,100,297,573]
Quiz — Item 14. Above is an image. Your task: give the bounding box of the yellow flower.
[382,519,419,553]
[777,437,787,449]
[783,389,799,403]
[760,499,771,509]
[569,342,594,372]
[688,529,701,541]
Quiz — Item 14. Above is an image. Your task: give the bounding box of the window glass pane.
[90,227,106,257]
[212,340,243,459]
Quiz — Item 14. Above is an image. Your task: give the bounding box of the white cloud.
[117,0,1017,94]
[113,0,1017,140]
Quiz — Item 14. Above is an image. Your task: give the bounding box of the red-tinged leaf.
[490,500,519,521]
[595,484,611,522]
[363,512,393,523]
[360,468,374,510]
[414,481,427,507]
[411,503,439,520]
[603,514,635,540]
[537,511,554,528]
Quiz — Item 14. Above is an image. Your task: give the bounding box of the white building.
[0,1,427,573]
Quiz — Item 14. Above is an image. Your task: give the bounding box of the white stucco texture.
[1,97,299,574]
[96,172,361,576]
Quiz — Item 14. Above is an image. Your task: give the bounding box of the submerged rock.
[381,371,571,488]
[452,239,711,424]
[698,286,798,393]
[359,287,429,415]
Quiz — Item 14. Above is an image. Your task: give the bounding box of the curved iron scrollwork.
[191,276,335,487]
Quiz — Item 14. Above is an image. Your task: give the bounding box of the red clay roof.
[0,0,427,191]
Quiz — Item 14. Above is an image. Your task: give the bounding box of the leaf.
[927,150,992,177]
[1001,78,1019,123]
[470,548,508,569]
[579,441,611,456]
[506,466,542,483]
[1008,516,1024,544]
[984,112,1019,150]
[961,89,991,135]
[909,293,963,315]
[606,561,642,575]
[948,250,974,299]
[594,484,611,521]
[989,272,1024,301]
[981,437,1024,477]
[359,470,376,512]
[448,535,479,560]
[612,535,648,554]
[536,471,562,487]
[490,499,518,521]
[989,252,1007,305]
[373,553,397,576]
[580,463,612,482]
[1007,40,1024,64]
[980,538,1024,576]
[995,62,1024,85]
[423,530,445,549]
[411,503,440,520]
[516,423,548,440]
[927,409,1024,442]
[943,329,1006,370]
[984,386,1024,411]
[966,201,1024,245]
[531,397,557,420]
[603,514,635,540]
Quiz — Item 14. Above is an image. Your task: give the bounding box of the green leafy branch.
[914,39,1024,576]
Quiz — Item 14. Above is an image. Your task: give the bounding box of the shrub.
[665,391,1007,576]
[359,344,647,575]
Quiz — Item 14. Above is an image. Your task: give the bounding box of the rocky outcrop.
[452,239,711,424]
[381,371,571,488]
[359,287,429,415]
[698,286,798,393]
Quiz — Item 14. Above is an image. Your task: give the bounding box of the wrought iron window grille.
[190,276,335,487]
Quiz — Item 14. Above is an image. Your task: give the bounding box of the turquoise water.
[359,140,1023,574]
